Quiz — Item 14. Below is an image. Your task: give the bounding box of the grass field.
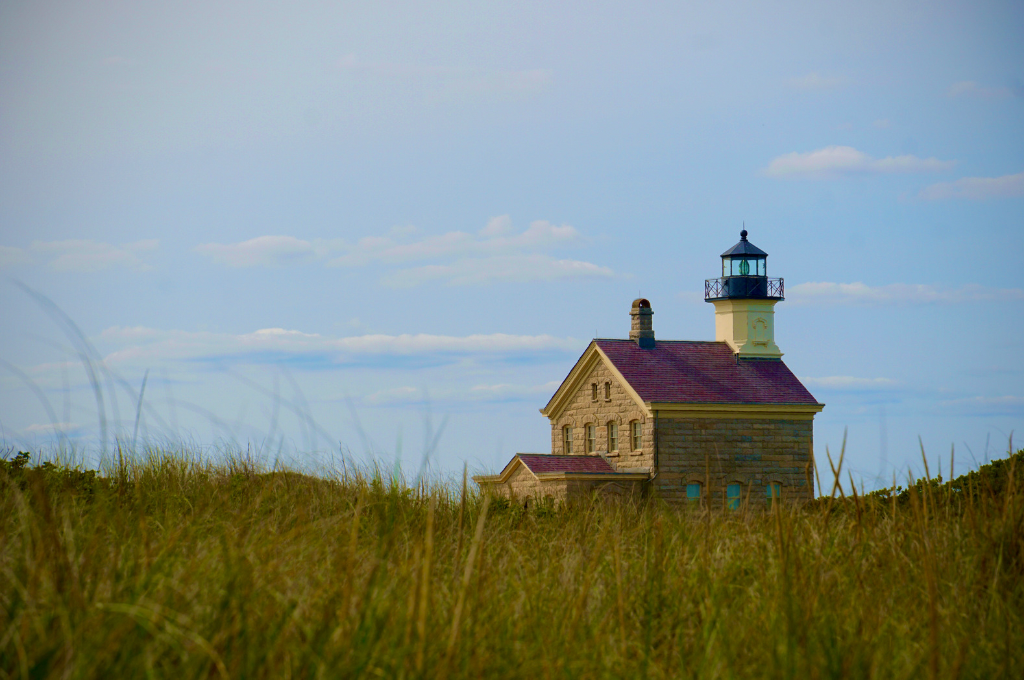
[1,446,1022,679]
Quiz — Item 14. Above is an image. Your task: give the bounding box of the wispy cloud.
[918,172,1023,201]
[195,216,614,285]
[363,380,561,406]
[98,325,580,366]
[327,218,582,266]
[939,394,1023,417]
[801,376,898,391]
[0,240,159,272]
[788,282,1023,306]
[763,146,955,179]
[381,254,615,287]
[0,245,31,268]
[195,236,332,267]
[947,81,1016,99]
[788,71,844,90]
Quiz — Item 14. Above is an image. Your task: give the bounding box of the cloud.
[382,254,615,287]
[918,173,1023,201]
[364,386,422,405]
[789,72,844,90]
[328,218,582,267]
[939,394,1023,416]
[5,240,159,272]
[947,81,1014,99]
[801,376,898,391]
[22,422,82,434]
[195,216,613,285]
[195,235,327,267]
[788,282,1023,306]
[0,245,31,268]
[98,325,580,366]
[763,146,955,179]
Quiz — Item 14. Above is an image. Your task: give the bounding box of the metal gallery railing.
[704,277,784,301]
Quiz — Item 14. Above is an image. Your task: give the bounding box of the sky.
[0,0,1022,490]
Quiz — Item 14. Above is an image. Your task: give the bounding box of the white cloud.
[0,245,31,267]
[382,254,615,287]
[940,395,1022,407]
[947,81,1014,99]
[194,235,327,267]
[918,173,1023,201]
[788,282,1023,306]
[22,422,81,434]
[195,216,613,285]
[364,386,422,405]
[763,146,955,179]
[328,217,582,267]
[789,72,844,90]
[23,239,158,272]
[801,376,898,390]
[98,325,580,366]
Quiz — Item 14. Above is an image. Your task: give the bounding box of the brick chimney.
[630,298,655,348]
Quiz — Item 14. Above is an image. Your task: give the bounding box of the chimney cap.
[631,298,651,310]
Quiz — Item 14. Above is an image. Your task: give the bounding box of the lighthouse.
[705,229,784,358]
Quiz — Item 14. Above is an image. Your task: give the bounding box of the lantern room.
[705,229,783,301]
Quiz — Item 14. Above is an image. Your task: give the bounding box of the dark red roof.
[594,339,819,405]
[517,454,616,475]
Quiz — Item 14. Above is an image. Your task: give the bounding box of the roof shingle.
[595,339,819,405]
[517,454,616,475]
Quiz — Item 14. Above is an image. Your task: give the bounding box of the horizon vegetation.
[0,441,1021,679]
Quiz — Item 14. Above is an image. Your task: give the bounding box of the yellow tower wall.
[712,298,783,358]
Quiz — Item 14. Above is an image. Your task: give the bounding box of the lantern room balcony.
[704,276,784,301]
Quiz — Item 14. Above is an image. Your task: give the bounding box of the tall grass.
[1,447,1022,679]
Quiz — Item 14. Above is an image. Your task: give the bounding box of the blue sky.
[1,0,1022,488]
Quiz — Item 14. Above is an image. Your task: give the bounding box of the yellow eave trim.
[648,402,825,420]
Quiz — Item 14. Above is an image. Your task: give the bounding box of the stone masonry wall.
[652,416,814,506]
[549,358,654,472]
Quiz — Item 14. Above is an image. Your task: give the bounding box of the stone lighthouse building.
[474,230,823,508]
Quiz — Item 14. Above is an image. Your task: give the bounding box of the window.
[604,382,611,400]
[631,421,642,450]
[586,424,596,453]
[726,484,742,511]
[607,422,618,451]
[686,482,702,509]
[766,483,781,508]
[591,383,598,401]
[563,426,572,454]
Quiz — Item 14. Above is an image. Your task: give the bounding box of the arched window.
[562,426,572,454]
[726,483,742,511]
[766,482,782,508]
[686,481,702,509]
[607,422,618,452]
[585,424,596,453]
[630,421,642,451]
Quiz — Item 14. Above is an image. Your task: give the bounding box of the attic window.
[604,382,611,400]
[591,383,598,401]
